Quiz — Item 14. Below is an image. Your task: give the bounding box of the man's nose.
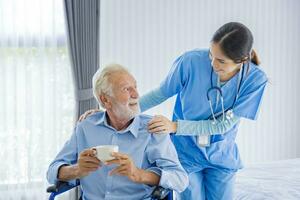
[131,87,139,98]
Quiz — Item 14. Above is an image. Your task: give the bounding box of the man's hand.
[58,149,101,181]
[148,115,177,134]
[77,149,101,178]
[105,152,141,183]
[105,152,160,186]
[78,109,101,122]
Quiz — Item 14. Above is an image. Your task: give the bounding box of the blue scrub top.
[159,49,267,173]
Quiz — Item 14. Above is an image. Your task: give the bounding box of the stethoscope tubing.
[207,62,247,123]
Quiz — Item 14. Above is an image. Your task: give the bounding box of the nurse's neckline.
[219,67,241,82]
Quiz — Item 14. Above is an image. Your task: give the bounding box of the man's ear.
[100,94,111,109]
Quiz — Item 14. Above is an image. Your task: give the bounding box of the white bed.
[234,158,300,200]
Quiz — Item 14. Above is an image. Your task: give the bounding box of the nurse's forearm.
[176,115,240,136]
[139,88,169,112]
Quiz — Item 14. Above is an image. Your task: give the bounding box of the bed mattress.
[234,158,300,200]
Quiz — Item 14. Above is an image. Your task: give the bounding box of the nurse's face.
[209,42,242,77]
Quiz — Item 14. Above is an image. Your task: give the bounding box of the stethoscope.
[206,62,247,124]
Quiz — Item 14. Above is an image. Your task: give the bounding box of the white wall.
[99,0,300,164]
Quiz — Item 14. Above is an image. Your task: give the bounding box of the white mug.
[93,145,119,162]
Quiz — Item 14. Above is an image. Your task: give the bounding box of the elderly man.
[47,64,188,200]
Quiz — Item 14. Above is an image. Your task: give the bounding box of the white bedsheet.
[234,158,300,200]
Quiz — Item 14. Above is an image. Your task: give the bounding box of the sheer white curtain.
[0,0,75,199]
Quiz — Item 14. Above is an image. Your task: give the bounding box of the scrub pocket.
[207,139,242,170]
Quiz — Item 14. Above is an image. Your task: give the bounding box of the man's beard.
[111,99,141,121]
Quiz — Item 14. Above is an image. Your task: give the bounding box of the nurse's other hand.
[78,109,101,122]
[148,115,177,134]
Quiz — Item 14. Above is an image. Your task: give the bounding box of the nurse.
[139,22,268,199]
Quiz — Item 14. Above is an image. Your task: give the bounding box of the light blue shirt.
[47,112,188,200]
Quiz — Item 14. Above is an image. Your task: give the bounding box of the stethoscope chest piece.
[226,109,234,120]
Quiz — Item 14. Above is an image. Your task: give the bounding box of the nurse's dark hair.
[212,22,261,66]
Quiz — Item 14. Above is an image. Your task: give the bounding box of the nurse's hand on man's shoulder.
[148,115,177,134]
[78,109,101,122]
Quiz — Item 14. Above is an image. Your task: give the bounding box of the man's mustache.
[128,99,139,104]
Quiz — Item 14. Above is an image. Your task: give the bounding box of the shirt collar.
[94,111,140,138]
[93,112,107,126]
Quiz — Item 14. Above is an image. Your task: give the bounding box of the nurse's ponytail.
[212,22,261,66]
[250,49,261,66]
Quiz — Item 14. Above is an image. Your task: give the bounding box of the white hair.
[92,63,130,108]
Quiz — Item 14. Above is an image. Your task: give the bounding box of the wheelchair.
[47,180,173,200]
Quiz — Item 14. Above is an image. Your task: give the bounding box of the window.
[0,0,75,198]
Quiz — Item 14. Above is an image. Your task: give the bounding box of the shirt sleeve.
[139,87,169,112]
[159,53,190,98]
[46,125,81,185]
[233,71,268,120]
[145,134,189,192]
[176,115,240,136]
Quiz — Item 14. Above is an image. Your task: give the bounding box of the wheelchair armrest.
[151,186,171,200]
[47,180,80,200]
[47,181,72,193]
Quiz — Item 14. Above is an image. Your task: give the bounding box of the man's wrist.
[58,164,81,180]
[132,168,143,183]
[132,168,160,186]
[73,164,82,178]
